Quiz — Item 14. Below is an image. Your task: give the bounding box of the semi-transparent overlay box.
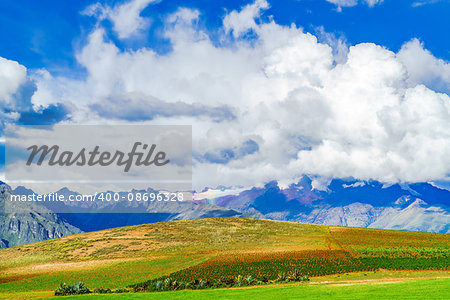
[3,125,192,213]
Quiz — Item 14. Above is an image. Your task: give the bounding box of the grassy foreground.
[0,218,448,298]
[0,218,335,294]
[44,278,450,300]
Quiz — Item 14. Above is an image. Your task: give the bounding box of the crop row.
[161,249,449,283]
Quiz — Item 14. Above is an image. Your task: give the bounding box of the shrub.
[113,287,130,293]
[129,269,310,294]
[198,279,208,289]
[236,275,243,287]
[92,287,111,294]
[277,273,288,282]
[55,282,91,296]
[245,275,254,285]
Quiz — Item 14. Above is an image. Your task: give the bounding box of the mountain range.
[0,176,449,248]
[195,176,450,233]
[0,182,240,248]
[0,183,81,248]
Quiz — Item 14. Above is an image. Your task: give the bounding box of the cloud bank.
[1,0,449,190]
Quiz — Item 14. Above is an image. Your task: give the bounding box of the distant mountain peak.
[394,195,413,206]
[410,198,427,207]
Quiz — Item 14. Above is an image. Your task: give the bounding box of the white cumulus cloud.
[0,57,27,108]
[326,0,383,11]
[18,0,450,190]
[82,0,158,39]
[223,0,269,38]
[397,38,450,94]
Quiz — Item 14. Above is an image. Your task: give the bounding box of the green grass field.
[0,218,448,299]
[41,278,450,300]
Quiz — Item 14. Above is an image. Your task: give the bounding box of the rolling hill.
[2,175,449,249]
[0,218,448,299]
[0,182,241,248]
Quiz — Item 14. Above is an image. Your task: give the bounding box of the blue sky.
[0,0,449,189]
[0,0,449,73]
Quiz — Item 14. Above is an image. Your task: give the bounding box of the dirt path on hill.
[1,257,146,276]
[310,275,450,286]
